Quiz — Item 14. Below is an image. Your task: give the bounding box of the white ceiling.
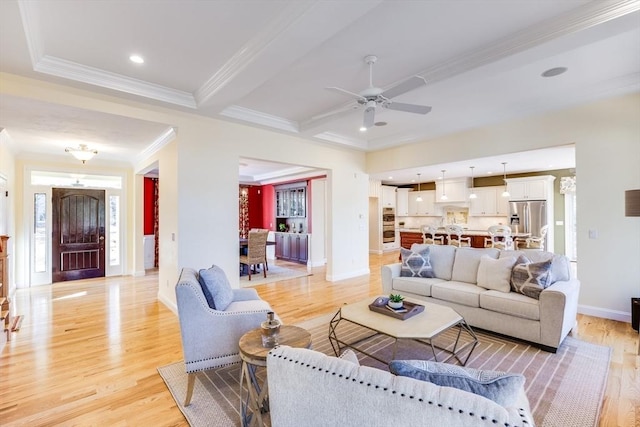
[0,0,638,182]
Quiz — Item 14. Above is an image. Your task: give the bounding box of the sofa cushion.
[510,256,553,300]
[391,276,445,297]
[431,281,486,308]
[400,247,435,278]
[389,360,525,407]
[198,265,234,310]
[480,290,540,320]
[501,250,571,283]
[477,255,518,292]
[451,248,500,284]
[411,244,456,280]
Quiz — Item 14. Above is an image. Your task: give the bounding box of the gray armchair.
[175,267,273,406]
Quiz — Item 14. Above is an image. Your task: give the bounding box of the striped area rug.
[158,313,610,427]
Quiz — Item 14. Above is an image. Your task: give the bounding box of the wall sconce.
[626,189,640,217]
[65,144,98,164]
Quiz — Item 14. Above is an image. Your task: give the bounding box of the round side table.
[238,325,312,427]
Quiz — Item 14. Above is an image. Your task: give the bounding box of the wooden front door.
[52,188,105,282]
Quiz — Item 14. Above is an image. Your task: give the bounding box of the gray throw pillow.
[510,255,553,299]
[389,360,524,407]
[400,247,435,278]
[198,265,234,310]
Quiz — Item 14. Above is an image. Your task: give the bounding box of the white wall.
[309,178,326,268]
[368,93,640,322]
[0,130,16,295]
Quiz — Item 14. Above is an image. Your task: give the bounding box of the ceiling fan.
[326,55,431,130]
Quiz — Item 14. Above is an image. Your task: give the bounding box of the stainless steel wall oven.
[382,207,395,243]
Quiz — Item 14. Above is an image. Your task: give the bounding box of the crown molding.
[312,131,368,150]
[19,0,196,108]
[194,1,316,106]
[417,0,640,86]
[136,127,177,164]
[220,105,299,133]
[34,56,197,109]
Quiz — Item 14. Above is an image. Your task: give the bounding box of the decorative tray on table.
[368,297,425,320]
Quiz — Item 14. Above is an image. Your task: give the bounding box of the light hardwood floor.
[1,252,638,426]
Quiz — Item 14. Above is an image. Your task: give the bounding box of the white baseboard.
[308,259,326,268]
[578,304,631,323]
[158,292,178,315]
[131,269,146,277]
[326,268,370,282]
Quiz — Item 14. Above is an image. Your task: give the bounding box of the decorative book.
[369,296,425,320]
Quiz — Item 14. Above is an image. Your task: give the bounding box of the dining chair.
[239,229,269,280]
[524,224,549,250]
[484,224,513,249]
[445,224,471,247]
[421,225,444,245]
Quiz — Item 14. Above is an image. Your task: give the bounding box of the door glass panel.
[34,193,46,273]
[109,195,120,266]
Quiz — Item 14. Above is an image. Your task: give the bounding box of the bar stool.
[445,224,471,247]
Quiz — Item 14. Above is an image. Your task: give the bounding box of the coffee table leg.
[328,309,342,356]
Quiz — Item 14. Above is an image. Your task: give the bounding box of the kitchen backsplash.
[398,215,509,230]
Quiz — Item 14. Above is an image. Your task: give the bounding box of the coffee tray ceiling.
[0,0,638,180]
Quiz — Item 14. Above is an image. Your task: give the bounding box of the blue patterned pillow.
[400,247,435,278]
[510,255,553,299]
[389,360,524,407]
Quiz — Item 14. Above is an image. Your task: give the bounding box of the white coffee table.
[328,296,478,365]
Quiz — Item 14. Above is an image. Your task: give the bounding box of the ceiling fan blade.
[385,102,432,115]
[326,86,366,102]
[363,102,376,128]
[381,76,426,99]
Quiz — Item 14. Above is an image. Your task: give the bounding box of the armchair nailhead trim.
[270,352,527,427]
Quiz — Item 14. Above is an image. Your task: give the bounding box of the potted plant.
[388,294,404,309]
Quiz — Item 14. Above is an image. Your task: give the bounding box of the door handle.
[99,236,105,241]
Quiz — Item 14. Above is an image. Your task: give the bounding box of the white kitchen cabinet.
[435,178,470,203]
[407,190,442,216]
[381,185,397,208]
[469,187,497,216]
[469,186,511,216]
[396,188,409,216]
[506,176,555,200]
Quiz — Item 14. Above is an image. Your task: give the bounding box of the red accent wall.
[143,178,155,235]
[248,186,264,229]
[261,185,275,231]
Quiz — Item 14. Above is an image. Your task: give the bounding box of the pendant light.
[440,170,448,200]
[469,166,477,199]
[501,162,510,197]
[415,173,423,202]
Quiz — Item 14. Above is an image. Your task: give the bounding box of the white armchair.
[175,267,274,406]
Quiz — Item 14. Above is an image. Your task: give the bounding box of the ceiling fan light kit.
[327,54,432,130]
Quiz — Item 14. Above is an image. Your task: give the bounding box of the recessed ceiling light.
[541,67,567,78]
[374,121,387,126]
[387,176,393,180]
[359,126,367,132]
[129,54,144,64]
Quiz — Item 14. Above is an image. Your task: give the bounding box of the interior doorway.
[52,188,106,282]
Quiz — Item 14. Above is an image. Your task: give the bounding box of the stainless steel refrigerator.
[509,200,547,239]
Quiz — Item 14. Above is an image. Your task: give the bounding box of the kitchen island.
[399,229,530,249]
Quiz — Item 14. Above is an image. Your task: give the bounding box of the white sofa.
[382,244,580,352]
[267,345,535,427]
